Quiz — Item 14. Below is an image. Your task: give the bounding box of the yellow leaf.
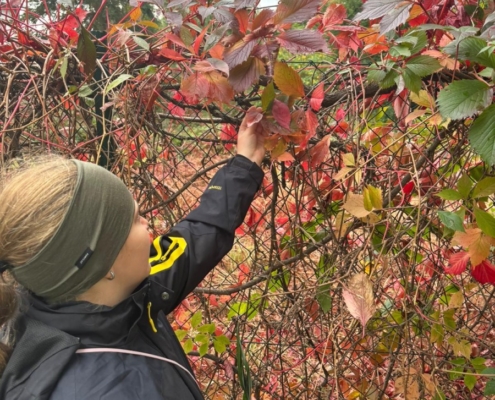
[363,187,373,211]
[405,109,427,125]
[130,7,142,22]
[448,291,464,308]
[342,152,355,167]
[274,62,305,98]
[367,185,382,210]
[139,20,160,29]
[343,193,371,218]
[410,90,434,108]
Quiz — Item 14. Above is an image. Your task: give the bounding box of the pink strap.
[76,348,198,384]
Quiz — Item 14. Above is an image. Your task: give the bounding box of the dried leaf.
[194,58,230,76]
[274,62,305,98]
[342,273,375,332]
[395,374,420,400]
[343,193,371,218]
[276,30,329,54]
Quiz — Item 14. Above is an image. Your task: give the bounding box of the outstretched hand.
[236,106,265,166]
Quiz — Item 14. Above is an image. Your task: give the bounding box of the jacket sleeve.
[147,155,263,314]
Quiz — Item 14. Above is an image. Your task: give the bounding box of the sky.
[258,0,279,8]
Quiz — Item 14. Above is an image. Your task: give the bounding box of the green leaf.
[77,27,97,76]
[438,211,465,232]
[261,82,275,112]
[183,338,194,354]
[104,74,133,94]
[449,37,495,69]
[437,80,492,120]
[367,65,386,83]
[133,35,150,51]
[464,374,476,391]
[405,55,442,77]
[474,207,495,237]
[402,69,421,93]
[485,379,495,396]
[213,335,230,353]
[60,56,68,79]
[195,333,209,344]
[389,45,411,58]
[469,104,495,165]
[175,329,188,341]
[197,323,216,334]
[191,310,202,329]
[199,342,208,356]
[457,174,473,199]
[408,31,427,55]
[381,69,398,89]
[78,85,93,98]
[443,309,456,330]
[473,177,495,198]
[437,189,463,200]
[316,285,332,313]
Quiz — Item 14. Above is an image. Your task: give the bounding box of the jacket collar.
[27,280,150,347]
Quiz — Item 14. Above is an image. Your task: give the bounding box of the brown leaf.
[343,193,371,218]
[194,58,230,76]
[276,30,329,54]
[252,9,275,31]
[228,57,264,92]
[342,273,375,332]
[274,62,305,98]
[395,373,420,400]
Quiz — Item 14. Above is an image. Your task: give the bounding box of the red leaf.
[309,136,330,168]
[245,107,263,127]
[445,252,469,275]
[193,22,210,56]
[272,99,291,129]
[310,82,324,111]
[220,124,237,150]
[471,260,495,284]
[277,30,328,54]
[322,4,346,27]
[402,181,415,195]
[180,73,209,103]
[159,47,186,60]
[223,39,256,69]
[335,108,346,121]
[237,263,250,285]
[228,57,264,92]
[235,9,250,34]
[168,102,185,116]
[305,109,318,140]
[274,0,321,24]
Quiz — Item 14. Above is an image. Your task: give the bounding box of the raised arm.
[148,108,265,313]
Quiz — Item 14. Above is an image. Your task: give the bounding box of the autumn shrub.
[1,0,495,398]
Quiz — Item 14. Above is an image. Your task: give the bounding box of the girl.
[0,109,265,400]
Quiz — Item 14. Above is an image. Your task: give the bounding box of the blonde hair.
[0,156,78,376]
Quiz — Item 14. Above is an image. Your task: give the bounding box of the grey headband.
[12,160,135,303]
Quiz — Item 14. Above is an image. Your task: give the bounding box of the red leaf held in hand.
[245,107,263,127]
[272,99,291,129]
[445,252,469,275]
[310,82,324,111]
[471,260,495,284]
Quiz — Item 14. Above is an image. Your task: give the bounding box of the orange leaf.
[453,228,495,266]
[308,135,330,168]
[235,9,250,34]
[274,62,305,98]
[130,7,142,22]
[160,47,186,61]
[193,21,211,56]
[343,193,371,218]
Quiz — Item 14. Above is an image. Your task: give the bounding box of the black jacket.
[0,155,263,400]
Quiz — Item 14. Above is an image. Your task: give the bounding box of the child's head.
[0,157,150,305]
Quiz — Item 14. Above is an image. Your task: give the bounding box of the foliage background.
[1,0,495,398]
